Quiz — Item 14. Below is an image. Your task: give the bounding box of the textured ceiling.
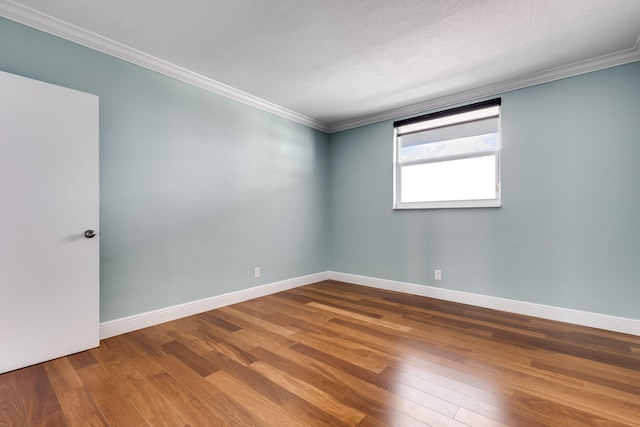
[2,0,640,132]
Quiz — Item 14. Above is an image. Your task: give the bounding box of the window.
[393,98,502,209]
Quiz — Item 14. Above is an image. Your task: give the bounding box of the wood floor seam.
[1,280,639,426]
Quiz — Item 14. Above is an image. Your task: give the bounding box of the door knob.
[84,230,96,238]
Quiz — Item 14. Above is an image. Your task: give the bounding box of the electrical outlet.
[254,267,261,278]
[435,269,442,281]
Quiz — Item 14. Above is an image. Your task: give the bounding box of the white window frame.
[393,99,502,209]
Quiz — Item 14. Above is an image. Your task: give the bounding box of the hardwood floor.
[2,280,640,426]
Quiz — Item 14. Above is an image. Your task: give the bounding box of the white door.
[0,70,99,374]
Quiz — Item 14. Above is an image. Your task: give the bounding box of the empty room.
[1,1,640,425]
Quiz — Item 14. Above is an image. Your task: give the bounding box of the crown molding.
[327,36,640,133]
[2,0,638,135]
[0,0,331,133]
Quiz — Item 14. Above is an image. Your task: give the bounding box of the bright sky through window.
[393,99,501,209]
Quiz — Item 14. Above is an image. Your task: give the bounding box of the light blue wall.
[0,18,329,322]
[3,16,639,323]
[329,61,640,319]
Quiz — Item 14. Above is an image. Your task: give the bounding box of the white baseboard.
[99,272,329,339]
[100,270,640,339]
[328,271,640,336]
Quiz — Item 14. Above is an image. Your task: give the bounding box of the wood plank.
[75,363,149,427]
[12,364,61,422]
[289,342,381,382]
[0,374,28,426]
[90,345,187,426]
[531,359,640,395]
[184,317,257,355]
[194,328,257,367]
[218,305,297,337]
[232,326,297,351]
[161,323,217,356]
[455,353,640,425]
[206,371,313,427]
[154,354,223,402]
[1,280,639,426]
[30,409,69,427]
[510,389,633,427]
[124,376,191,427]
[282,396,354,427]
[294,284,363,302]
[329,317,467,364]
[66,351,98,370]
[206,350,295,405]
[250,360,366,425]
[293,287,385,318]
[56,387,109,426]
[137,324,175,346]
[453,407,509,427]
[43,357,83,395]
[307,301,412,332]
[145,370,226,426]
[161,340,220,377]
[379,364,531,425]
[492,329,640,371]
[252,345,444,427]
[197,311,242,332]
[288,332,390,374]
[249,346,354,400]
[204,391,271,426]
[294,354,467,427]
